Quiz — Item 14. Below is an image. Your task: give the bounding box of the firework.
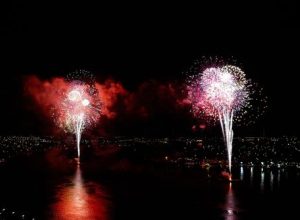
[187,64,259,173]
[58,71,101,159]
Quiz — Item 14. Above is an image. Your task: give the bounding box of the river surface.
[1,148,300,219]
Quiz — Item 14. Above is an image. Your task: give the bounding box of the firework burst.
[56,71,102,159]
[187,63,265,173]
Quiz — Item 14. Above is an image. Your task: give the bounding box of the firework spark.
[187,65,253,173]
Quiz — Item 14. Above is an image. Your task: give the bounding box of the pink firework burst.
[188,65,249,120]
[187,65,251,174]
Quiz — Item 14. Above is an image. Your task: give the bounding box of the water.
[47,166,110,219]
[1,148,300,219]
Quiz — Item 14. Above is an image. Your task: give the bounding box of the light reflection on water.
[260,168,264,191]
[277,169,281,186]
[239,166,244,181]
[49,165,110,220]
[270,170,274,191]
[237,166,283,191]
[1,155,299,220]
[250,166,253,185]
[224,183,237,220]
[222,166,293,219]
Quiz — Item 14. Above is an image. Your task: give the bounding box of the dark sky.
[1,2,299,136]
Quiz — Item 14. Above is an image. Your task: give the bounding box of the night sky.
[1,2,299,136]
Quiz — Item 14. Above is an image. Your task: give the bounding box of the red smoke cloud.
[95,79,129,119]
[24,75,192,135]
[128,80,184,117]
[25,76,68,115]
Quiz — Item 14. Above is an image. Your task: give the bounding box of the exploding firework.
[57,71,101,159]
[187,64,264,173]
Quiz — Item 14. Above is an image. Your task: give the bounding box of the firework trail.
[187,65,252,174]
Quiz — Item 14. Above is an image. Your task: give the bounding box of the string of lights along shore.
[187,61,266,177]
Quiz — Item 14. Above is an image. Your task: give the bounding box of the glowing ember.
[82,99,90,106]
[68,90,82,102]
